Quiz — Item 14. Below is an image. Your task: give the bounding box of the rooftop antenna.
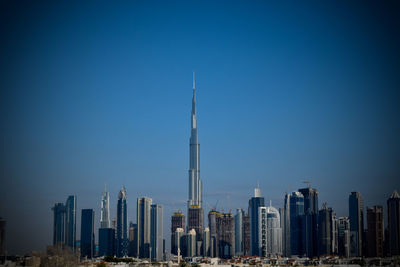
[193,72,195,90]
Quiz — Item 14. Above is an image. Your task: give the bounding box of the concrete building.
[171,211,185,255]
[188,206,204,255]
[235,208,244,255]
[203,227,210,257]
[217,212,235,258]
[187,229,197,257]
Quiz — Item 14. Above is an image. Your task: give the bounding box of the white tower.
[100,184,110,228]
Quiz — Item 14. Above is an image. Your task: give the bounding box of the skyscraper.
[137,197,152,258]
[283,193,291,257]
[171,211,185,255]
[101,185,110,229]
[65,195,76,251]
[128,222,138,257]
[188,206,204,255]
[235,208,244,255]
[289,191,304,256]
[259,203,282,256]
[337,217,350,258]
[0,217,5,256]
[249,185,265,256]
[99,228,115,257]
[187,229,197,257]
[242,213,251,256]
[81,209,95,258]
[208,210,219,257]
[203,227,210,257]
[349,192,364,257]
[150,204,163,261]
[188,72,202,209]
[318,204,334,256]
[116,187,128,257]
[388,190,400,256]
[299,187,318,258]
[217,212,235,259]
[366,205,384,257]
[52,203,66,246]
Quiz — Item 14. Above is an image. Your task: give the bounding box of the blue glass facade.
[249,196,264,256]
[117,188,128,257]
[289,191,304,256]
[65,195,76,251]
[81,209,95,258]
[99,228,115,257]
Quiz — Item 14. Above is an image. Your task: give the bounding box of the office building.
[208,210,219,257]
[99,228,115,257]
[290,191,304,256]
[116,187,128,257]
[174,228,185,257]
[0,218,5,256]
[150,204,163,261]
[235,208,244,255]
[249,185,265,256]
[128,222,138,257]
[203,227,210,257]
[367,205,384,257]
[81,209,95,258]
[65,195,76,251]
[101,185,110,229]
[259,203,282,256]
[299,187,318,258]
[242,213,250,256]
[349,192,364,257]
[137,197,152,258]
[187,229,197,257]
[217,212,235,259]
[318,204,334,256]
[188,206,204,252]
[52,203,66,246]
[283,192,291,257]
[171,211,185,255]
[338,217,350,258]
[388,190,400,256]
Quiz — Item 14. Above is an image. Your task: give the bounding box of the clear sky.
[1,0,399,255]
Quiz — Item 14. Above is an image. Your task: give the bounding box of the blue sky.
[0,0,399,254]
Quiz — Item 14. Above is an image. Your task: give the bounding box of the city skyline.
[1,0,400,255]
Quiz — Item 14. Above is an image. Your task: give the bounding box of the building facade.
[299,187,318,258]
[289,191,304,256]
[349,192,364,257]
[81,209,95,258]
[338,216,350,258]
[388,190,400,256]
[249,185,265,256]
[101,186,110,229]
[367,205,384,257]
[137,197,152,258]
[116,187,128,257]
[150,204,163,261]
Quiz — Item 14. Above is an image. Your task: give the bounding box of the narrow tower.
[101,184,110,228]
[188,72,202,208]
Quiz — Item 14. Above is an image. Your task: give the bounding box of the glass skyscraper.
[81,209,95,258]
[52,203,66,246]
[299,187,318,258]
[150,204,163,261]
[387,190,400,256]
[349,191,364,257]
[249,185,264,256]
[289,191,304,256]
[137,197,152,258]
[116,187,128,257]
[65,195,76,251]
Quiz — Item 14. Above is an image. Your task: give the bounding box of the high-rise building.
[249,185,265,256]
[128,222,138,257]
[349,192,364,257]
[0,217,5,256]
[283,192,291,257]
[188,206,204,254]
[242,213,251,256]
[203,227,210,257]
[171,211,185,255]
[65,195,76,251]
[137,197,152,258]
[318,204,334,256]
[52,203,66,246]
[338,217,350,258]
[367,205,384,257]
[188,72,202,210]
[217,212,235,259]
[174,228,185,257]
[187,229,197,257]
[150,204,163,261]
[289,191,304,256]
[81,209,95,258]
[388,190,400,256]
[235,208,244,255]
[101,185,110,229]
[99,228,115,257]
[299,187,318,258]
[116,187,128,257]
[259,203,282,256]
[208,210,219,257]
